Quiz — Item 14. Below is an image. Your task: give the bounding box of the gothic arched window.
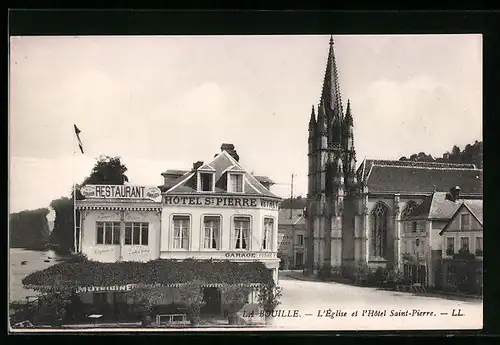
[401,201,418,233]
[371,202,389,258]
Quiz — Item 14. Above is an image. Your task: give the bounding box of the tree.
[128,287,165,326]
[49,156,129,253]
[177,280,206,326]
[400,141,482,168]
[221,285,252,325]
[256,284,282,318]
[9,208,50,250]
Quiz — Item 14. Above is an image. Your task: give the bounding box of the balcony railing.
[475,249,483,257]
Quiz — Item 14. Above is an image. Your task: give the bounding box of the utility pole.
[290,174,294,219]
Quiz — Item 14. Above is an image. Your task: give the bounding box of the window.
[173,216,190,249]
[230,174,243,193]
[370,202,389,258]
[401,201,417,233]
[446,237,455,255]
[124,222,149,245]
[297,234,304,246]
[476,237,483,255]
[234,216,250,249]
[93,292,107,304]
[460,214,471,230]
[96,222,120,245]
[114,292,127,304]
[203,216,220,249]
[262,218,274,250]
[200,173,214,192]
[460,237,470,252]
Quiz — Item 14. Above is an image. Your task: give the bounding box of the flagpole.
[73,127,78,254]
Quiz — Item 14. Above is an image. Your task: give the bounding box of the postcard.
[9,33,483,332]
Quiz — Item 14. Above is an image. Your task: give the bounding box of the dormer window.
[229,173,244,193]
[197,172,215,192]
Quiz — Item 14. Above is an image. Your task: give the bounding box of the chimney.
[193,161,204,170]
[449,186,460,201]
[443,152,450,160]
[220,143,240,162]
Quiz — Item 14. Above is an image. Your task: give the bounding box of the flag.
[74,124,84,154]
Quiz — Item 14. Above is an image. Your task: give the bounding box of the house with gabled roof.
[439,199,483,259]
[399,186,483,287]
[159,143,282,289]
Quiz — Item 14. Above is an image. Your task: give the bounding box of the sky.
[9,35,482,218]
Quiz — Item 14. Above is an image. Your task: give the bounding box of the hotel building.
[159,143,281,284]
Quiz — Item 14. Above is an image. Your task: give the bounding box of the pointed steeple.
[316,100,328,135]
[309,105,316,131]
[344,99,354,151]
[320,36,343,118]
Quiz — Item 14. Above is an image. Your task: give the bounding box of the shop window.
[93,292,108,304]
[173,215,190,249]
[113,292,127,304]
[234,216,250,250]
[460,214,471,230]
[203,216,220,249]
[124,222,149,246]
[96,222,121,245]
[262,218,274,250]
[229,173,244,193]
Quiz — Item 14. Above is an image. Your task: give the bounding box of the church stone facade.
[306,37,483,276]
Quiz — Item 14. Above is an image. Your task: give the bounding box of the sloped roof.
[404,192,473,221]
[164,151,279,198]
[357,159,482,195]
[440,200,483,234]
[254,175,274,185]
[22,258,274,290]
[464,200,483,225]
[278,208,305,226]
[280,198,307,210]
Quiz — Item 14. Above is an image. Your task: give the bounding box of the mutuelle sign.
[80,184,162,202]
[164,195,280,210]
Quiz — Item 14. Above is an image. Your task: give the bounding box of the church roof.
[357,159,482,195]
[162,150,279,198]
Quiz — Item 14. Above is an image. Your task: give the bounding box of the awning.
[22,258,274,292]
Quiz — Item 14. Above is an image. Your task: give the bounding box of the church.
[305,37,483,277]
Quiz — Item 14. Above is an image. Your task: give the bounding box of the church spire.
[309,105,316,131]
[321,36,343,118]
[344,99,357,189]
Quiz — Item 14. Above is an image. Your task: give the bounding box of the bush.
[384,269,404,289]
[256,284,282,315]
[222,285,252,317]
[354,264,371,285]
[177,280,206,325]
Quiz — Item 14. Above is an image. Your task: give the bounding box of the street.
[266,271,483,331]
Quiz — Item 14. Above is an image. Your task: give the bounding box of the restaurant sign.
[164,195,280,210]
[80,184,162,202]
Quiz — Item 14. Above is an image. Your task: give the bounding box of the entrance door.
[201,287,221,316]
[295,252,304,269]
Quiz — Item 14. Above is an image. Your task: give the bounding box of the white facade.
[161,194,280,284]
[76,185,163,263]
